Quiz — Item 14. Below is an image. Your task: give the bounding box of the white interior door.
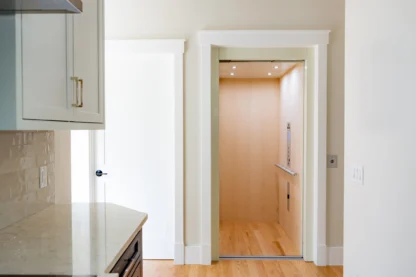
[95,51,175,259]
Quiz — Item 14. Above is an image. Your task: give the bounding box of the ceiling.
[219,61,302,79]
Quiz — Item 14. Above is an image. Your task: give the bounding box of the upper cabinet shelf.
[0,0,105,130]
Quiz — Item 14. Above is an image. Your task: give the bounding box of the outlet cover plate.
[352,166,364,185]
[40,166,48,189]
[327,154,338,168]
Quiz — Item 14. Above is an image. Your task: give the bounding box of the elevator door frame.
[198,30,330,266]
[218,61,305,260]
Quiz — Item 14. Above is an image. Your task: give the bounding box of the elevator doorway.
[219,61,305,258]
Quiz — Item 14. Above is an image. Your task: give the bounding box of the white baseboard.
[185,245,201,264]
[327,246,343,265]
[200,244,211,265]
[174,243,185,265]
[316,244,328,266]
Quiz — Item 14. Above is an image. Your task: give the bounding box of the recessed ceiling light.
[268,72,272,76]
[232,66,237,69]
[230,72,235,76]
[274,65,279,69]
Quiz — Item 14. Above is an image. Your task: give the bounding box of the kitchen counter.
[0,204,148,277]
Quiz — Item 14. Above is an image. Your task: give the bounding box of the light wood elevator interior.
[219,61,305,258]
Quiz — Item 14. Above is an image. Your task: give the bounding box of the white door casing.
[198,30,330,265]
[94,40,185,264]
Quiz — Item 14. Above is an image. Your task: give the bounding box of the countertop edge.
[104,214,148,274]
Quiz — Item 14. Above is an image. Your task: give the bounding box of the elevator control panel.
[287,123,291,168]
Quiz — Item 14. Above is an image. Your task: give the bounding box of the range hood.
[0,0,82,13]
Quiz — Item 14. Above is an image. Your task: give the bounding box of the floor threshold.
[219,256,303,260]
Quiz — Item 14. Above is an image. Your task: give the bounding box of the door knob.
[96,170,108,177]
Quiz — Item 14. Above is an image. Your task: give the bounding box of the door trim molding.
[93,39,186,264]
[89,130,96,204]
[198,30,330,265]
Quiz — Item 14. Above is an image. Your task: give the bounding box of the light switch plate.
[40,166,48,189]
[327,154,338,168]
[352,166,364,185]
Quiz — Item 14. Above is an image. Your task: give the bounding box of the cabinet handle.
[78,78,84,108]
[123,251,140,277]
[71,76,80,107]
[71,77,84,108]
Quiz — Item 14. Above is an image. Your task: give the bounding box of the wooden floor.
[220,221,300,256]
[144,260,343,277]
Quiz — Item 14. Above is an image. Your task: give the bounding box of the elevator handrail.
[275,164,298,176]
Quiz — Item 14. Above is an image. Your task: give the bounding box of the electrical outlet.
[352,166,364,185]
[327,154,338,168]
[40,166,48,189]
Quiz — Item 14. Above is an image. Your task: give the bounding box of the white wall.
[345,0,416,276]
[55,131,72,204]
[71,131,90,203]
[105,0,345,248]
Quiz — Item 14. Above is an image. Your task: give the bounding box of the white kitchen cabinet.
[73,0,105,123]
[0,1,105,130]
[21,14,74,122]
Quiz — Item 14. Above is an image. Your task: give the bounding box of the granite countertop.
[0,204,148,277]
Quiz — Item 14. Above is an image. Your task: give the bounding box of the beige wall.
[219,78,280,222]
[105,0,345,248]
[345,0,415,275]
[0,131,55,230]
[277,64,304,254]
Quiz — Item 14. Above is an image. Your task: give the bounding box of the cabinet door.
[72,0,105,123]
[21,14,74,121]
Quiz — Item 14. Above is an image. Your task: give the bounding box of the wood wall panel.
[277,63,304,255]
[219,78,280,222]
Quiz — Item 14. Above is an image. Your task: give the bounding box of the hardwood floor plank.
[254,226,281,256]
[332,266,344,277]
[278,261,302,277]
[263,261,285,277]
[249,261,269,277]
[235,221,246,255]
[272,222,299,256]
[246,222,263,255]
[234,260,249,277]
[144,260,343,277]
[220,220,299,256]
[272,241,286,256]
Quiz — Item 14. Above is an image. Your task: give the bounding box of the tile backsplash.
[0,131,55,230]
